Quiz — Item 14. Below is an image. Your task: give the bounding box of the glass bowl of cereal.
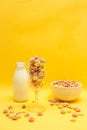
[51,80,82,101]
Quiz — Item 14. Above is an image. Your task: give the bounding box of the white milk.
[13,62,28,102]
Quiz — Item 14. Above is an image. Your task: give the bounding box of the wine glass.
[29,56,45,112]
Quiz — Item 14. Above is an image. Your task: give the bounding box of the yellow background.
[0,0,87,130]
[1,0,87,87]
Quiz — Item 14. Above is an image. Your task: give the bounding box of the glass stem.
[34,91,38,107]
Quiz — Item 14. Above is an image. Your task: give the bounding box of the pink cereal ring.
[63,103,68,107]
[3,109,8,114]
[74,107,81,112]
[12,115,18,120]
[37,112,43,116]
[61,110,66,114]
[72,113,78,118]
[24,113,30,117]
[55,102,60,106]
[50,102,54,106]
[52,99,57,103]
[16,112,21,115]
[29,117,35,122]
[66,103,70,107]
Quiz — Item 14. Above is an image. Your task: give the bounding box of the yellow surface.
[0,0,87,130]
[0,86,87,130]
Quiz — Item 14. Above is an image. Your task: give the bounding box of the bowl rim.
[50,80,82,88]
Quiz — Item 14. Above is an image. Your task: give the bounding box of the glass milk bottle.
[13,62,28,102]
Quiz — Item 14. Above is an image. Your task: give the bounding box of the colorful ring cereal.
[29,56,45,90]
[52,80,80,88]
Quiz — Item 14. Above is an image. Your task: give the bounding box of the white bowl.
[51,81,82,101]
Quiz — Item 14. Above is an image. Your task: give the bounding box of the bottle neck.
[16,62,26,70]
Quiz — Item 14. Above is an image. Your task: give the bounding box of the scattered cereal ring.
[24,113,30,117]
[61,110,66,114]
[78,113,84,116]
[58,105,63,109]
[48,99,53,102]
[8,105,13,110]
[3,109,8,114]
[70,118,76,122]
[5,113,10,117]
[74,107,81,112]
[29,117,35,122]
[37,112,43,116]
[22,104,26,109]
[52,99,59,103]
[68,105,73,109]
[16,112,21,115]
[12,115,18,120]
[67,109,72,113]
[50,102,54,106]
[55,102,60,106]
[34,56,39,60]
[63,103,68,107]
[65,103,70,107]
[72,113,78,118]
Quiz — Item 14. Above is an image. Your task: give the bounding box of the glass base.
[29,102,46,112]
